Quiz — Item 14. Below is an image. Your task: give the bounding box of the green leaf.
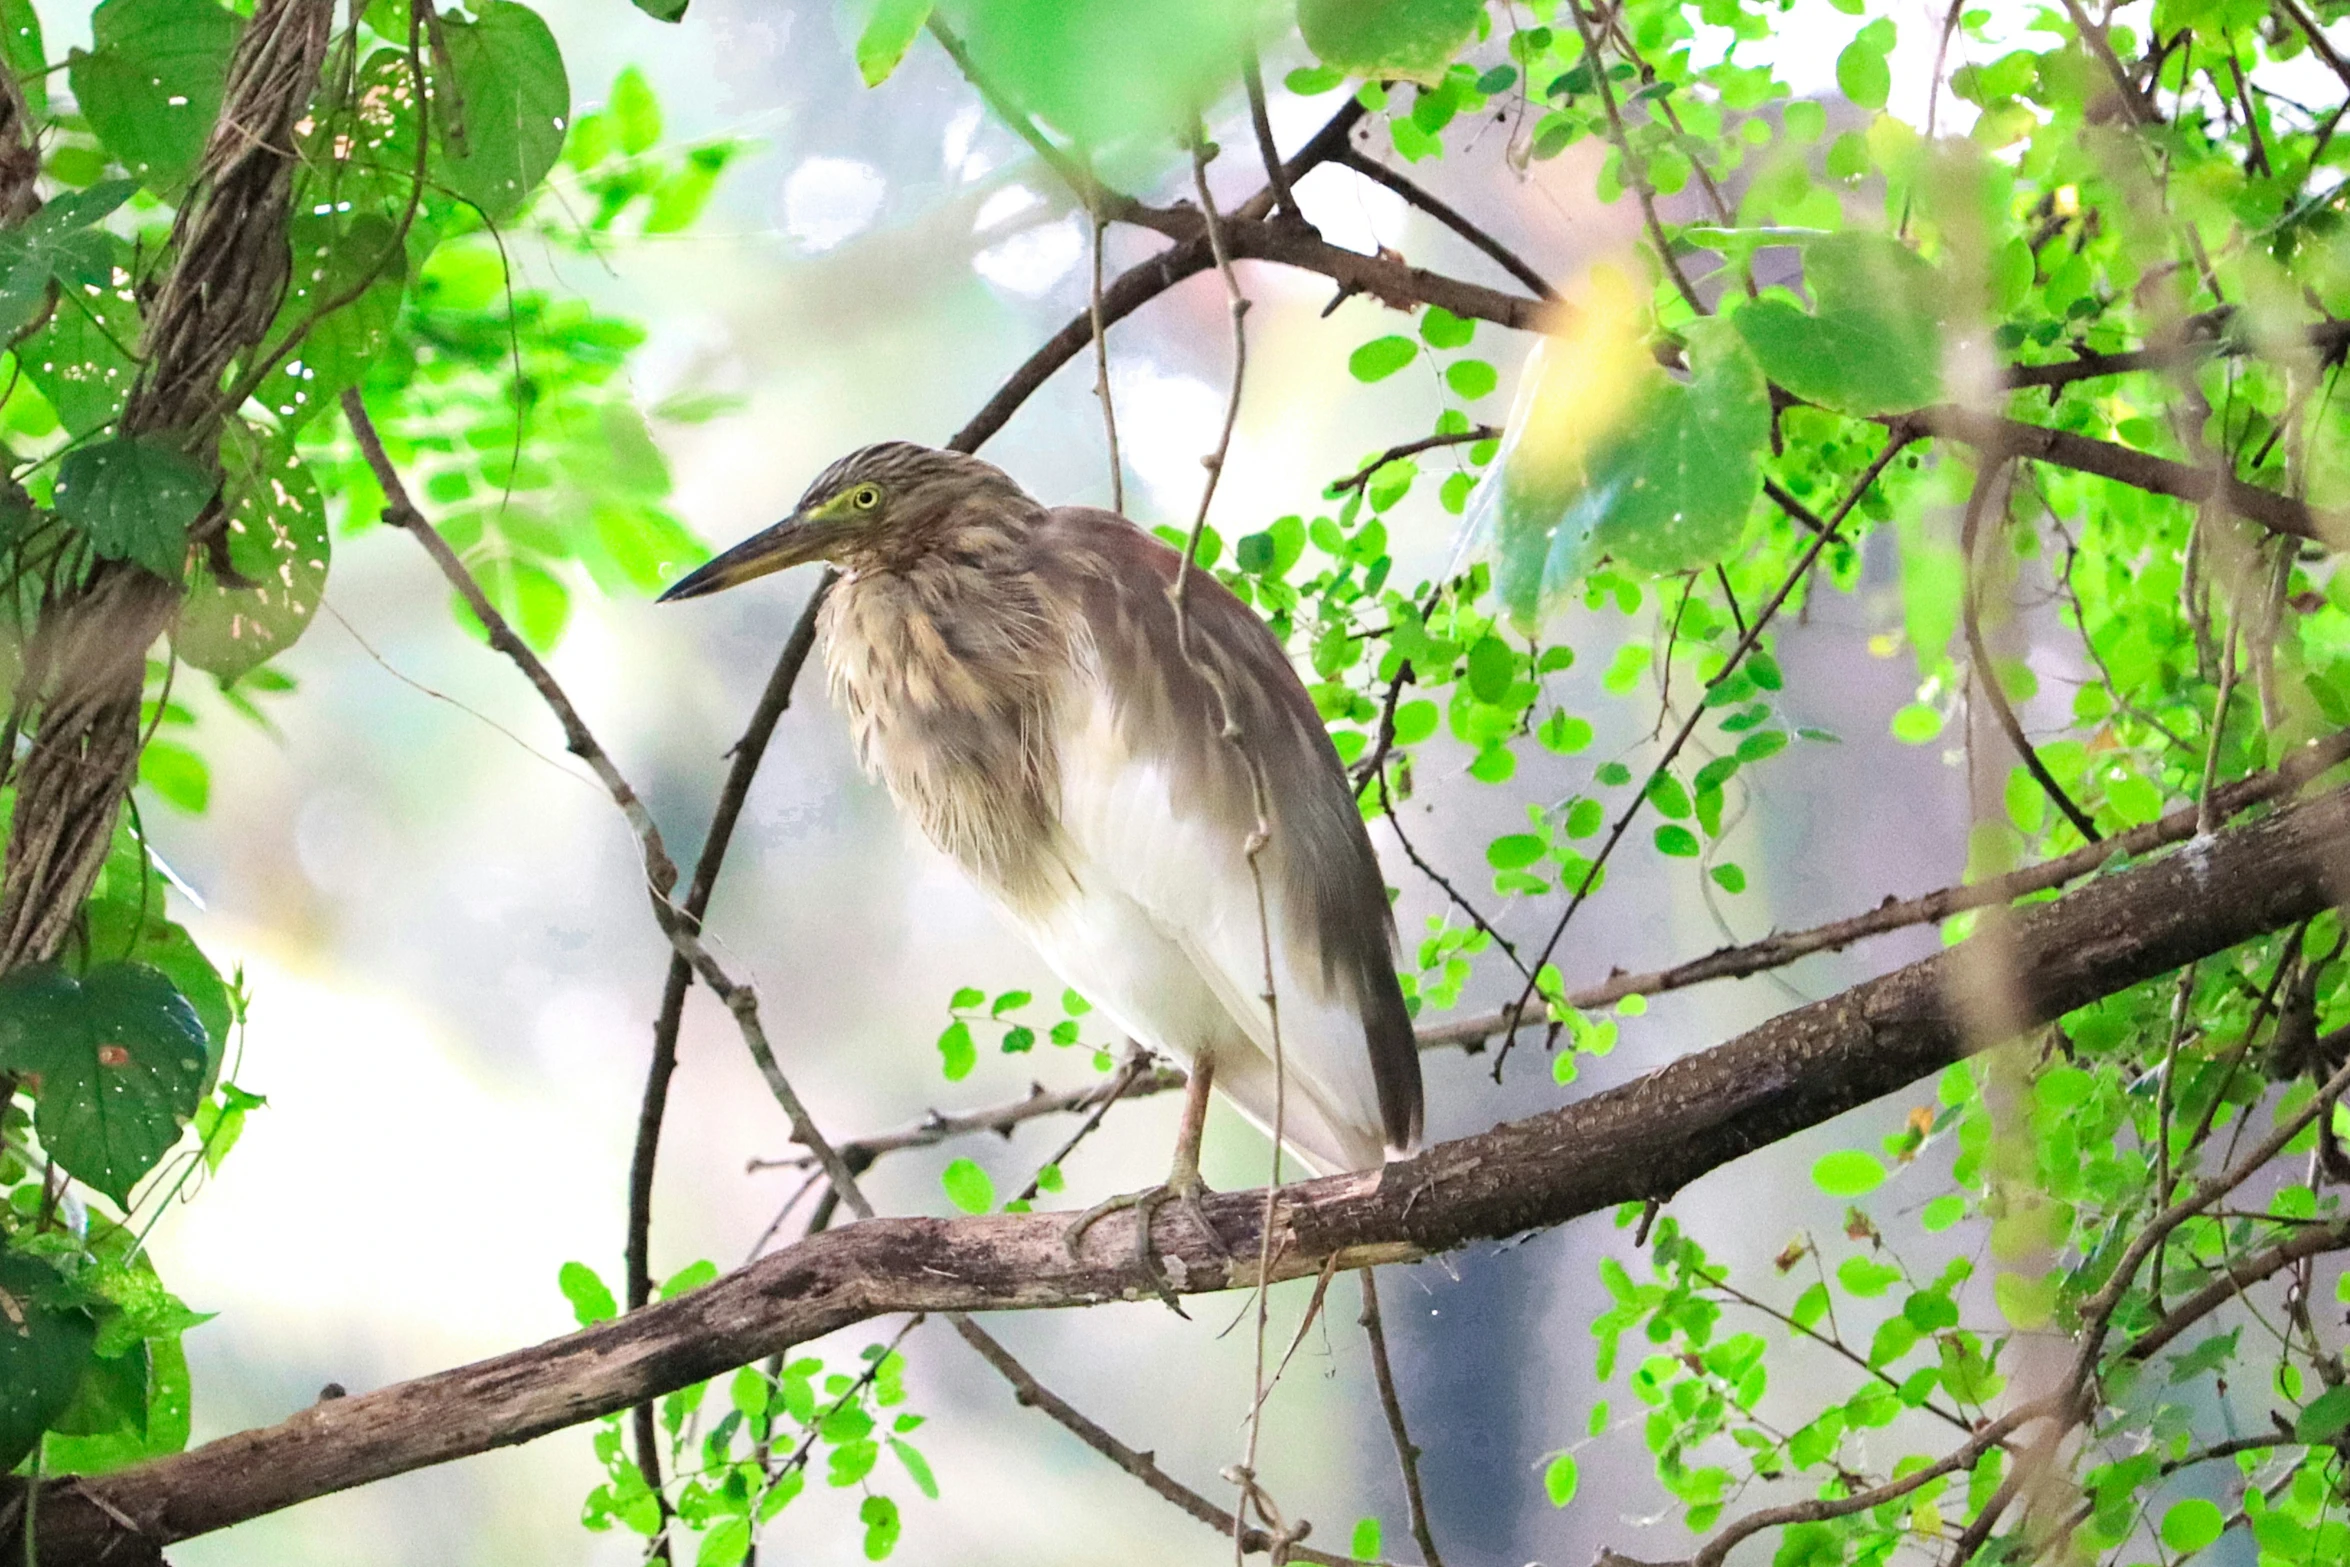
[54,434,213,581]
[1732,233,1945,416]
[1810,1149,1887,1197]
[1351,1519,1384,1558]
[1,0,44,119]
[558,1261,617,1326]
[1486,834,1544,870]
[0,963,210,1205]
[1420,307,1474,349]
[19,252,139,438]
[1495,316,1769,614]
[630,0,689,20]
[435,0,571,220]
[1465,633,1514,700]
[68,0,241,193]
[1653,824,1700,857]
[2159,1498,2224,1554]
[1446,358,1499,400]
[936,1019,975,1080]
[1710,862,1746,893]
[176,434,329,680]
[0,180,137,342]
[0,1250,97,1473]
[941,1157,994,1213]
[1835,35,1891,109]
[1890,703,1945,744]
[860,1493,901,1559]
[1300,0,1483,84]
[950,0,1259,152]
[253,212,408,432]
[889,1435,939,1499]
[1350,335,1418,382]
[1543,1452,1579,1507]
[2296,1383,2350,1442]
[1993,1270,2056,1330]
[857,0,932,86]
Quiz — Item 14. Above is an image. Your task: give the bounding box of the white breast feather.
[1007,680,1389,1174]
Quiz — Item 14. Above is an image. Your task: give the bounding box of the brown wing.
[1028,507,1423,1156]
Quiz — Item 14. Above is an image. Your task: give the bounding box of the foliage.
[0,0,732,1505]
[866,0,2350,1561]
[5,0,2350,1563]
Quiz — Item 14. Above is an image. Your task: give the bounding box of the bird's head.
[658,442,1033,601]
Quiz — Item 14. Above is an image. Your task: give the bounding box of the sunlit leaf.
[1732,232,1945,415]
[1299,0,1481,84]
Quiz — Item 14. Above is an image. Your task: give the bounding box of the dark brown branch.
[13,778,2350,1564]
[1904,404,2342,545]
[1332,149,1555,300]
[947,104,1376,454]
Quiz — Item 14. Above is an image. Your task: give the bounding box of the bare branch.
[14,778,2350,1562]
[949,1317,1390,1566]
[1332,148,1555,300]
[1359,1271,1445,1567]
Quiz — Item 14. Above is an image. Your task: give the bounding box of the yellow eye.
[850,484,883,510]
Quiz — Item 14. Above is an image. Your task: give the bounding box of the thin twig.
[1565,0,1704,316]
[1960,457,2103,843]
[1242,44,1299,221]
[1172,129,1295,1567]
[343,389,873,1225]
[1089,209,1123,514]
[1494,432,1913,1077]
[1360,1271,1445,1567]
[949,1316,1395,1567]
[1332,149,1554,300]
[1377,767,1531,979]
[1330,427,1500,497]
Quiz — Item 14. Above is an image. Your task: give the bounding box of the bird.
[660,442,1422,1289]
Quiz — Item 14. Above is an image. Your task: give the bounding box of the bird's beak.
[657,513,826,603]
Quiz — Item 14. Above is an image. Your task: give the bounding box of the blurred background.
[65,0,2026,1560]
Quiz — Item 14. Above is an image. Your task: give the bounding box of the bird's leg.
[1063,1057,1232,1311]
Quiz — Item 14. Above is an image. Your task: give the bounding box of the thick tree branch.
[13,778,2350,1564]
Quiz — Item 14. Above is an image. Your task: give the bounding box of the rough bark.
[9,776,2348,1566]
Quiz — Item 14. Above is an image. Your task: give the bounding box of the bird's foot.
[1063,1173,1232,1314]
